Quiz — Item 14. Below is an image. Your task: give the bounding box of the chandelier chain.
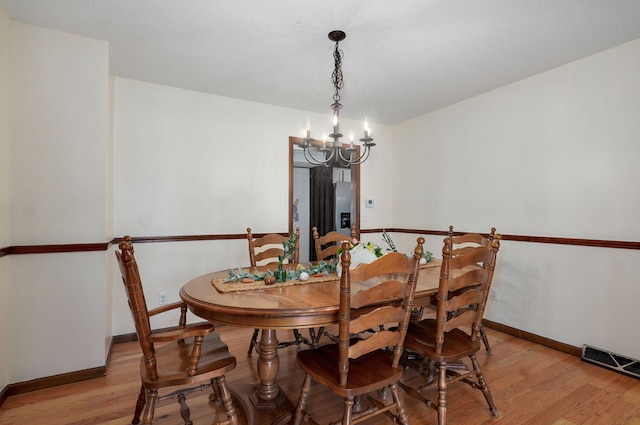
[331,41,344,103]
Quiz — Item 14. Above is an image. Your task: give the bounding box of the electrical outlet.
[158,291,168,305]
[490,288,499,301]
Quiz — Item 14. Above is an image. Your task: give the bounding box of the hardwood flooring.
[1,326,639,425]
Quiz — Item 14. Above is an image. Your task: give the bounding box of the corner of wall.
[0,0,12,397]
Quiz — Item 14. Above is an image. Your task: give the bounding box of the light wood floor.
[1,326,639,425]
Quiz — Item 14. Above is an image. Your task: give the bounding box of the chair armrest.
[148,323,215,343]
[147,301,186,317]
[148,301,189,329]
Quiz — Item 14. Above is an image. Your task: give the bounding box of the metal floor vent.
[581,345,640,379]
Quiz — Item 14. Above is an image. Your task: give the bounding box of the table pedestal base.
[234,382,294,425]
[250,387,289,410]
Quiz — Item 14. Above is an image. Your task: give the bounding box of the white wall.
[8,22,111,383]
[392,38,640,358]
[112,78,393,334]
[0,4,12,392]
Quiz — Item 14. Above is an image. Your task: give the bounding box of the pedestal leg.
[250,329,288,409]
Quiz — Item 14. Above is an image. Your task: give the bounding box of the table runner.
[212,272,338,293]
[211,260,440,293]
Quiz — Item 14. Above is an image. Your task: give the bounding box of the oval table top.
[180,260,442,329]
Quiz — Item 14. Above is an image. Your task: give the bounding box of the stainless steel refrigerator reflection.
[334,181,351,237]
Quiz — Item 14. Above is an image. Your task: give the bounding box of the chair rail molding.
[1,229,638,256]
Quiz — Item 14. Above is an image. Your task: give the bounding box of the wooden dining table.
[179,260,441,423]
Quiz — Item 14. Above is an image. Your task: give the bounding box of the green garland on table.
[222,261,337,284]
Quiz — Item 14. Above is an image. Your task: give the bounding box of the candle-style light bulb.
[364,119,370,138]
[349,133,354,149]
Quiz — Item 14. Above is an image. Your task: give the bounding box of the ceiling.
[3,0,640,126]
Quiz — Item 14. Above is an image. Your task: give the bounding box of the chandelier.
[300,30,375,167]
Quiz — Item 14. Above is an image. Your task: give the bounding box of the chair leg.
[215,375,238,425]
[470,354,498,417]
[132,385,145,424]
[293,374,312,425]
[141,388,158,425]
[178,393,193,425]
[352,394,364,412]
[389,383,410,425]
[308,327,325,348]
[247,328,260,357]
[436,362,447,425]
[479,326,492,354]
[293,329,304,346]
[209,377,223,405]
[343,396,355,425]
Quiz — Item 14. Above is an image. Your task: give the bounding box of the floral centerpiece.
[335,238,383,276]
[335,230,433,276]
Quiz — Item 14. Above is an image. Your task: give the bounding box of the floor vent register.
[581,345,640,379]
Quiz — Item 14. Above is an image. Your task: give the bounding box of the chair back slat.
[338,237,424,386]
[350,306,405,336]
[351,278,406,309]
[312,226,357,261]
[445,287,484,312]
[446,267,488,294]
[247,227,300,267]
[449,247,492,269]
[348,330,401,360]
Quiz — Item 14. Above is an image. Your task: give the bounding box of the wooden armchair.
[312,225,357,261]
[116,236,240,425]
[292,238,424,425]
[399,229,501,425]
[246,227,305,356]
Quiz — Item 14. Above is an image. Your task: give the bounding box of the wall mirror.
[289,136,360,263]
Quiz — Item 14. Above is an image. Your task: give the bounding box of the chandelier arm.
[338,145,371,166]
[302,145,336,166]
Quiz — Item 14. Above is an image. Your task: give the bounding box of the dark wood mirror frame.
[288,136,360,237]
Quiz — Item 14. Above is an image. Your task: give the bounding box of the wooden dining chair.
[309,225,358,345]
[116,236,241,425]
[292,237,425,425]
[399,229,501,425]
[246,227,305,356]
[311,225,357,261]
[418,226,498,354]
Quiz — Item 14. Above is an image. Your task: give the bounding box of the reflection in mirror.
[289,136,360,263]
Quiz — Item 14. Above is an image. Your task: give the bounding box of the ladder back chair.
[312,225,357,261]
[310,225,357,346]
[116,236,240,425]
[246,227,306,356]
[399,228,501,425]
[293,237,425,425]
[448,226,498,353]
[418,226,498,354]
